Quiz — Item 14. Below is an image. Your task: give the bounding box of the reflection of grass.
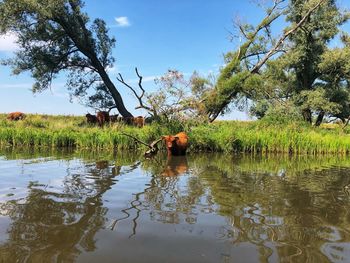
[189,153,350,179]
[1,114,350,154]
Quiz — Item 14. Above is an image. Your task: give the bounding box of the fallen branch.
[120,133,163,157]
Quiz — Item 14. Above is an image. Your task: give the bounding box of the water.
[0,148,350,263]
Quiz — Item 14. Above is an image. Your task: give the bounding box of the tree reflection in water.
[0,158,120,261]
[0,149,350,262]
[187,154,350,262]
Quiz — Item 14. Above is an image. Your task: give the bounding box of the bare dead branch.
[120,132,151,148]
[135,67,146,98]
[117,68,155,114]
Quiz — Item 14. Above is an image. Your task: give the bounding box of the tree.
[117,68,212,122]
[233,0,349,126]
[317,36,350,125]
[283,0,349,124]
[202,0,333,122]
[0,0,133,117]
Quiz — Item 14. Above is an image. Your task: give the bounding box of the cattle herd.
[5,111,145,128]
[6,111,189,156]
[85,111,145,128]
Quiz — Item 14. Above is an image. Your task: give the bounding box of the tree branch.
[251,0,326,74]
[117,67,155,114]
[208,0,326,122]
[120,133,163,157]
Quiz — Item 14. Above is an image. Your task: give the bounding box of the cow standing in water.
[162,132,189,156]
[7,112,26,121]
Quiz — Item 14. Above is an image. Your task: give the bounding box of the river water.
[0,148,350,263]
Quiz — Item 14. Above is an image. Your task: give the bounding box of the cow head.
[162,135,179,149]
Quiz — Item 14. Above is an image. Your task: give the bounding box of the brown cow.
[96,111,110,127]
[133,116,145,128]
[123,117,134,125]
[161,156,188,177]
[7,112,26,121]
[109,114,120,123]
[162,132,189,156]
[121,116,145,127]
[86,113,98,124]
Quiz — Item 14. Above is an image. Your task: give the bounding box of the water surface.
[0,148,350,262]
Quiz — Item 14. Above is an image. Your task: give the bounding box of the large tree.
[253,1,350,125]
[0,0,133,117]
[203,0,347,123]
[284,0,349,124]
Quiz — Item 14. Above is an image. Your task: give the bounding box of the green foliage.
[296,88,341,114]
[244,0,350,126]
[207,0,350,126]
[143,70,212,122]
[249,100,270,119]
[261,102,303,124]
[0,0,132,116]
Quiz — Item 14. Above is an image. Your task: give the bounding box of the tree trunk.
[91,58,134,118]
[54,16,134,119]
[100,70,133,118]
[315,110,325,127]
[302,108,312,124]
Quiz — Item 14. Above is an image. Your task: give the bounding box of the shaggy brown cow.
[133,116,144,128]
[162,156,188,176]
[7,112,26,121]
[109,114,120,123]
[86,113,98,124]
[122,116,134,125]
[162,132,189,156]
[96,111,110,127]
[120,116,145,127]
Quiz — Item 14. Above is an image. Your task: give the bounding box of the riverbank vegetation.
[1,114,350,154]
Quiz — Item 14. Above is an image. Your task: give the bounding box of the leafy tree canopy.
[210,0,350,125]
[0,0,133,117]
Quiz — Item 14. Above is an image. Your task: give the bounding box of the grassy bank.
[1,114,350,154]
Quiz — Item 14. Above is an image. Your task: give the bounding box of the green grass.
[1,113,350,154]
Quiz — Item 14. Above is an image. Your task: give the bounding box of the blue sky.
[0,0,349,119]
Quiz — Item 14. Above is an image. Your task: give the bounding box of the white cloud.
[127,75,157,84]
[0,82,71,99]
[106,65,118,72]
[115,16,131,27]
[143,76,157,82]
[0,32,19,52]
[0,83,31,89]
